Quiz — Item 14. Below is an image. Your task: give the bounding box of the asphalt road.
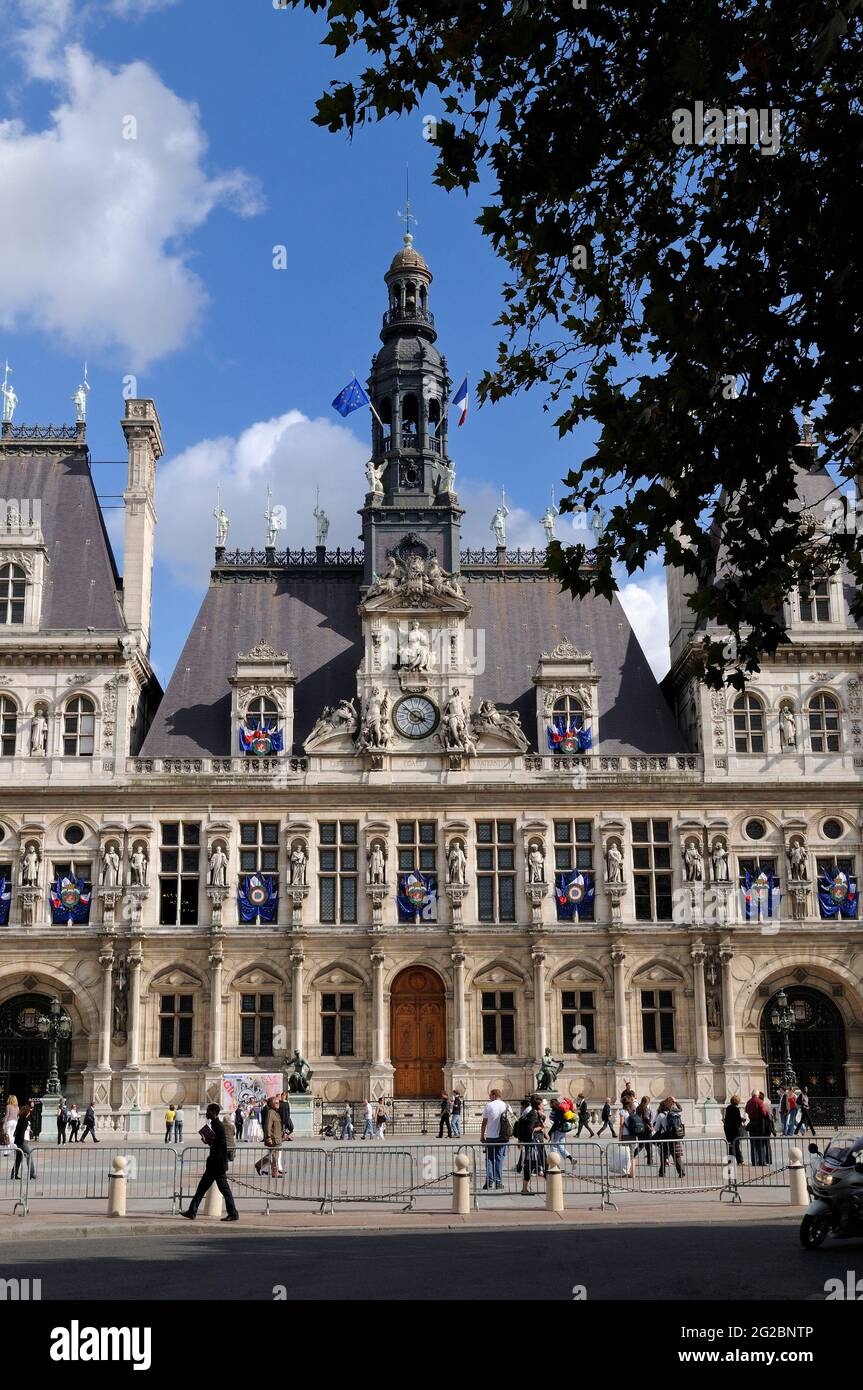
[4,1222,862,1301]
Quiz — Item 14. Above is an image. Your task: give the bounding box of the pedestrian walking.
[164,1105,176,1143]
[29,1097,43,1141]
[340,1102,354,1140]
[79,1102,99,1142]
[597,1097,615,1137]
[548,1098,576,1166]
[783,1087,799,1135]
[11,1104,36,1181]
[255,1097,284,1178]
[361,1099,374,1140]
[451,1092,463,1137]
[795,1087,816,1136]
[759,1092,774,1165]
[655,1098,686,1178]
[234,1103,245,1142]
[278,1092,293,1143]
[437,1092,453,1139]
[181,1104,239,1222]
[67,1103,80,1142]
[373,1102,388,1139]
[174,1104,184,1143]
[575,1093,595,1138]
[3,1094,18,1149]
[618,1096,642,1173]
[635,1096,655,1165]
[723,1094,745,1167]
[517,1095,547,1195]
[481,1088,512,1190]
[56,1099,68,1145]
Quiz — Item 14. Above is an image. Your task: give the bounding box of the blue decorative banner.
[397,872,437,921]
[238,724,284,757]
[238,874,279,923]
[546,714,592,753]
[0,878,10,926]
[741,868,780,922]
[818,867,858,919]
[555,871,594,920]
[50,875,92,924]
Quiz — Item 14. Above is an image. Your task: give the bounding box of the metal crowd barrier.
[604,1137,736,1201]
[179,1144,328,1215]
[5,1145,179,1217]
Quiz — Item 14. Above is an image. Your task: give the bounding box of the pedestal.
[286,1094,314,1137]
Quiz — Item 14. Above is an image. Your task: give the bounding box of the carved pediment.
[151,966,204,991]
[551,961,605,987]
[361,587,470,616]
[472,962,525,988]
[632,962,687,985]
[311,964,366,990]
[232,965,283,990]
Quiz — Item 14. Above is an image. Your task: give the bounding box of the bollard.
[546,1150,565,1213]
[788,1146,809,1208]
[452,1151,470,1216]
[107,1155,128,1218]
[202,1179,225,1218]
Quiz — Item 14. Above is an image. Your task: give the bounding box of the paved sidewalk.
[0,1199,801,1242]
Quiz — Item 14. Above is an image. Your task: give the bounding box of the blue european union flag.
[332,375,371,418]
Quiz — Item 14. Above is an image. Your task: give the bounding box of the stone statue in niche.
[711,839,729,882]
[208,843,228,887]
[526,840,546,884]
[400,620,431,671]
[21,842,41,886]
[683,838,704,882]
[779,703,797,750]
[441,689,476,756]
[29,708,48,756]
[289,841,308,887]
[605,839,624,883]
[788,838,809,881]
[367,840,387,885]
[100,842,122,888]
[129,844,149,887]
[447,839,467,886]
[358,687,390,750]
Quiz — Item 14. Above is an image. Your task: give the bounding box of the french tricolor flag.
[452,376,469,427]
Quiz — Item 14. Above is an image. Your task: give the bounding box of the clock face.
[393,695,439,740]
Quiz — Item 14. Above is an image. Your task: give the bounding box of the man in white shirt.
[362,1099,374,1140]
[480,1088,511,1189]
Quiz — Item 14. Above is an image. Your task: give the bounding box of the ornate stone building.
[0,235,860,1129]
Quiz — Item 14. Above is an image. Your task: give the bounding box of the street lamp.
[36,997,72,1097]
[769,989,798,1090]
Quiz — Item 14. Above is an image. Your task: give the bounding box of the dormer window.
[63,695,95,757]
[0,563,25,625]
[799,576,831,622]
[245,696,278,731]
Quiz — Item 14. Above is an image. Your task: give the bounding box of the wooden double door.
[390,967,446,1097]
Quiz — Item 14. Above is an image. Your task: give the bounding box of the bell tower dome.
[361,233,463,585]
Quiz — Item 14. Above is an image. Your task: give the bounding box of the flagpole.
[352,368,385,428]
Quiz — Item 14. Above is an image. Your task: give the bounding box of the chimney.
[121,399,162,657]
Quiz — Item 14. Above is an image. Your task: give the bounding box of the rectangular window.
[738,857,780,920]
[476,820,517,923]
[799,577,831,622]
[239,993,274,1058]
[816,857,857,920]
[632,819,673,922]
[51,862,92,922]
[0,702,16,757]
[238,821,279,924]
[397,820,438,921]
[481,990,516,1055]
[561,989,596,1053]
[553,819,595,922]
[320,992,355,1056]
[641,989,675,1052]
[158,822,200,926]
[158,994,194,1058]
[318,822,358,924]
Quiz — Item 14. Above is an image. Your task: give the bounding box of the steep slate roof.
[0,448,125,632]
[142,567,684,757]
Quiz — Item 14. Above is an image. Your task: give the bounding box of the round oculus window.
[823,818,843,840]
[64,824,85,845]
[392,695,439,740]
[745,819,766,840]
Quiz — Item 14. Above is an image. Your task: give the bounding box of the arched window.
[553,694,585,727]
[245,696,278,730]
[404,281,417,314]
[379,397,392,450]
[427,398,441,442]
[732,693,765,753]
[401,393,419,446]
[808,693,841,753]
[0,695,17,756]
[0,564,25,625]
[63,695,95,757]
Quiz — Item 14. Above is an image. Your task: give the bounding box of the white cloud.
[153,411,370,588]
[108,0,179,16]
[618,572,670,680]
[0,45,263,368]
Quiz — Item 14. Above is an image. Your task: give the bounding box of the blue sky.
[0,0,668,684]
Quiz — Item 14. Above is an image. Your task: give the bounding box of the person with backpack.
[67,1103,80,1142]
[655,1098,686,1178]
[480,1088,512,1189]
[795,1086,816,1137]
[575,1093,595,1138]
[597,1097,615,1137]
[635,1095,655,1165]
[618,1096,643,1170]
[548,1099,575,1166]
[56,1098,68,1144]
[373,1101,389,1138]
[255,1097,283,1177]
[517,1095,548,1195]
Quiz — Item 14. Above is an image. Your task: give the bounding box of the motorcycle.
[800,1135,863,1249]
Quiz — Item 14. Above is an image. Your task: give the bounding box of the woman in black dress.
[723,1094,745,1166]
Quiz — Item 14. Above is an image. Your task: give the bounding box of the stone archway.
[0,993,72,1102]
[390,966,446,1097]
[760,986,847,1101]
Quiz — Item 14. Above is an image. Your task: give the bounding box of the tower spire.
[396,166,418,246]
